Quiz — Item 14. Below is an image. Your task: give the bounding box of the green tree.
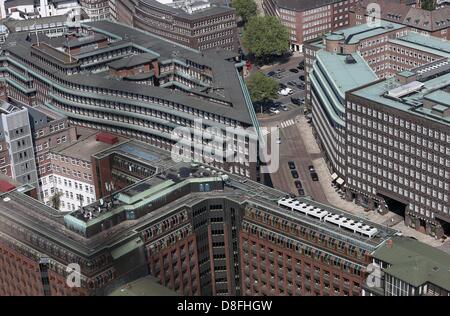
[421,0,436,11]
[231,0,258,24]
[243,16,290,63]
[49,191,63,210]
[246,71,279,105]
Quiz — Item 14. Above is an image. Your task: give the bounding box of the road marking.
[280,119,295,129]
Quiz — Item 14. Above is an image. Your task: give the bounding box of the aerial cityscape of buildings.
[0,0,449,298]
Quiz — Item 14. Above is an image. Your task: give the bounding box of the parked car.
[299,75,305,81]
[288,161,296,170]
[267,71,275,77]
[291,170,299,179]
[269,107,280,114]
[291,97,302,105]
[297,188,305,196]
[276,137,281,144]
[308,165,315,172]
[289,68,299,73]
[294,180,303,189]
[310,172,319,181]
[287,81,297,86]
[297,65,304,70]
[279,83,287,89]
[278,87,293,96]
[281,104,289,111]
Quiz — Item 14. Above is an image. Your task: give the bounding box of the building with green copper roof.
[363,237,450,296]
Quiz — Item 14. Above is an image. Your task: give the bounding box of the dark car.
[291,97,302,105]
[287,81,297,86]
[294,180,303,189]
[291,170,299,179]
[267,71,275,77]
[308,165,315,172]
[279,83,287,89]
[289,68,299,73]
[311,172,319,181]
[288,161,296,170]
[297,188,305,196]
[299,75,305,81]
[296,84,305,90]
[297,65,304,70]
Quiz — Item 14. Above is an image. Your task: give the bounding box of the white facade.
[1,0,81,20]
[41,173,96,212]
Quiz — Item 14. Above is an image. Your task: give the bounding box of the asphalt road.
[259,108,328,204]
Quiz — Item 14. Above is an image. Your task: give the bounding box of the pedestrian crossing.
[279,119,295,129]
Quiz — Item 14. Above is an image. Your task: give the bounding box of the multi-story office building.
[79,0,112,20]
[0,138,403,296]
[29,104,77,181]
[0,12,88,44]
[1,139,449,296]
[304,22,450,237]
[0,100,76,198]
[0,102,38,186]
[1,0,82,20]
[363,236,450,296]
[303,21,407,180]
[351,0,450,41]
[347,66,450,238]
[0,19,261,181]
[40,129,126,211]
[114,0,238,51]
[262,0,356,52]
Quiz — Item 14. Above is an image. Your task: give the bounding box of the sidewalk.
[296,115,368,215]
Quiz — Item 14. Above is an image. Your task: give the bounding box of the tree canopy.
[246,71,279,104]
[421,0,436,11]
[231,0,258,24]
[242,16,290,62]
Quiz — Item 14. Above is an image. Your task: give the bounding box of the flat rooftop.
[396,32,450,56]
[326,21,406,45]
[316,51,378,97]
[52,130,129,161]
[351,71,450,125]
[373,236,450,290]
[108,275,178,296]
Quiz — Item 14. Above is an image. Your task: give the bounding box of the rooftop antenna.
[33,23,39,46]
[65,32,73,62]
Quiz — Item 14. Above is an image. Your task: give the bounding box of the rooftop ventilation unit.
[387,81,424,98]
[277,198,378,238]
[345,55,357,64]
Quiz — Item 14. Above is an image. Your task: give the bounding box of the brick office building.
[2,139,450,296]
[346,68,450,238]
[263,0,357,52]
[350,0,450,41]
[114,0,239,51]
[40,129,128,212]
[0,19,260,182]
[303,22,450,237]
